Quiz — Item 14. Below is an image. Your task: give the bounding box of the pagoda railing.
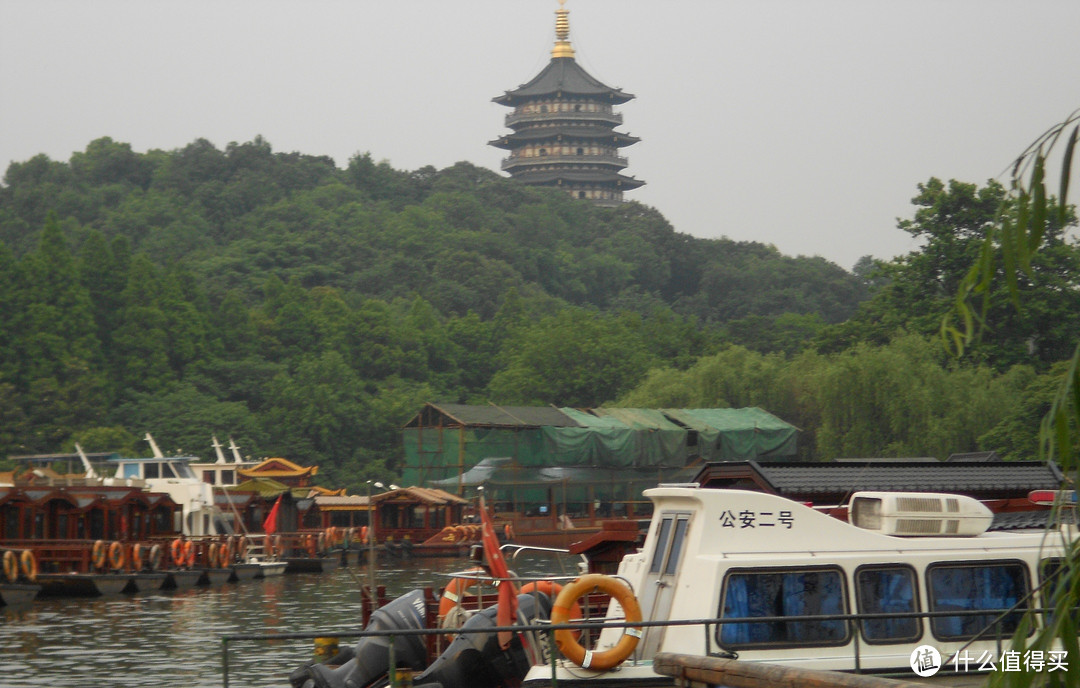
[502,153,628,170]
[504,110,623,127]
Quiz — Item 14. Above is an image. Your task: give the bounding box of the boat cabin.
[108,456,226,536]
[585,486,1077,676]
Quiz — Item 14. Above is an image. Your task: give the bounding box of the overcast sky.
[2,0,1079,270]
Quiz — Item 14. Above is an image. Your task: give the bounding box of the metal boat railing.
[219,605,1053,688]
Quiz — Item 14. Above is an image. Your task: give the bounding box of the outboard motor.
[289,589,430,688]
[410,591,553,688]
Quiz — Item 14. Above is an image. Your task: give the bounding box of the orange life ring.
[360,526,369,544]
[236,536,249,560]
[148,544,163,571]
[317,531,327,554]
[92,540,108,571]
[305,534,317,557]
[522,581,582,637]
[325,527,337,547]
[107,541,125,570]
[207,542,220,568]
[20,550,38,582]
[131,543,144,571]
[170,538,184,566]
[438,568,488,619]
[2,551,18,583]
[552,574,642,671]
[182,540,195,567]
[504,523,516,540]
[224,536,237,564]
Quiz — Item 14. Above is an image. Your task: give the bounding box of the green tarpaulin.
[401,403,797,490]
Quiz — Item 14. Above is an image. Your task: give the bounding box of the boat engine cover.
[290,589,430,688]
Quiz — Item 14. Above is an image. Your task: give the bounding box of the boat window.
[718,567,849,648]
[649,516,674,573]
[855,565,921,644]
[173,462,196,480]
[161,462,177,478]
[144,462,160,479]
[927,561,1031,641]
[1039,558,1079,626]
[664,518,689,576]
[122,463,140,479]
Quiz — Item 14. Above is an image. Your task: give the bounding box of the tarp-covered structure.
[403,404,797,512]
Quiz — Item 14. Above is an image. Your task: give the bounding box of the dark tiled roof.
[413,403,582,428]
[991,510,1075,531]
[490,127,640,148]
[494,58,632,105]
[696,460,1063,503]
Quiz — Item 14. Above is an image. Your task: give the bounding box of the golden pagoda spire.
[551,0,575,59]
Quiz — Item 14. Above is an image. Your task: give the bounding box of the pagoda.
[490,0,643,206]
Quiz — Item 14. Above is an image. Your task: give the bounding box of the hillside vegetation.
[1,137,1076,489]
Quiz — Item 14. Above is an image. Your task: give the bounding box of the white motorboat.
[521,485,1078,686]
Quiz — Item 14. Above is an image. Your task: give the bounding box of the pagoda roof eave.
[488,128,640,149]
[511,170,646,189]
[494,58,633,106]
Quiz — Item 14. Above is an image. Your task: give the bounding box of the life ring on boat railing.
[92,540,108,571]
[304,534,317,558]
[107,541,126,570]
[181,540,195,567]
[170,538,184,566]
[521,581,582,638]
[551,574,643,671]
[236,536,249,560]
[317,531,327,554]
[2,550,18,583]
[437,567,488,621]
[207,542,221,568]
[19,550,38,583]
[342,527,353,546]
[360,526,369,544]
[224,536,237,564]
[503,523,515,540]
[147,544,163,571]
[131,543,144,571]
[263,534,275,557]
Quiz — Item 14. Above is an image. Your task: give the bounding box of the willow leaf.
[1029,155,1047,257]
[1060,124,1077,226]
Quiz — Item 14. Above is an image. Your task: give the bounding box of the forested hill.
[0,137,865,323]
[0,136,860,486]
[4,136,1079,490]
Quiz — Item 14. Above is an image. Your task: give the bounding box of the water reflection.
[0,552,580,688]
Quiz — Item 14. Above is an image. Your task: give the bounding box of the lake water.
[0,552,580,688]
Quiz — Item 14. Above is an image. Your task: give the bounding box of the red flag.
[479,493,518,649]
[263,494,283,535]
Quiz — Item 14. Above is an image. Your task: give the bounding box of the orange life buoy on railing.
[131,543,144,571]
[107,541,126,570]
[360,526,369,544]
[551,574,642,671]
[264,534,275,557]
[224,536,237,565]
[92,540,108,571]
[438,567,490,628]
[521,581,582,638]
[170,539,184,567]
[236,536,249,560]
[20,549,38,583]
[2,551,18,583]
[503,523,516,540]
[207,542,220,568]
[305,533,317,558]
[148,544,163,571]
[181,540,195,567]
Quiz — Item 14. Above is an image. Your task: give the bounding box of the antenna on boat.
[74,443,99,479]
[212,435,228,464]
[228,438,244,464]
[144,433,164,459]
